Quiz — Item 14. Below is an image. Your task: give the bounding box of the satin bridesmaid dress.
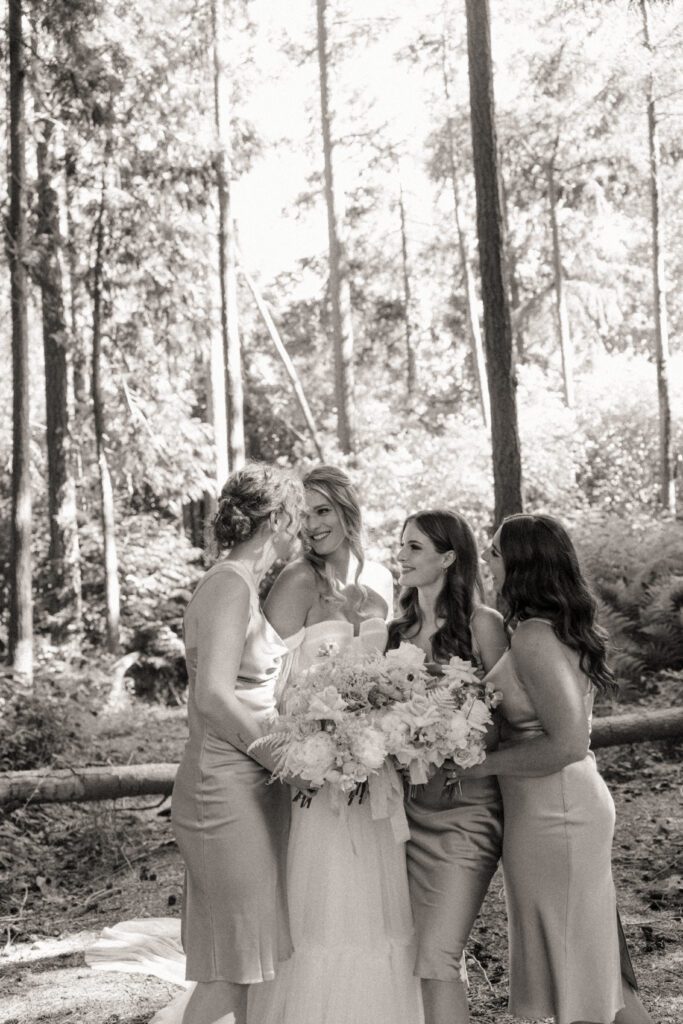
[172,560,292,984]
[486,618,629,1024]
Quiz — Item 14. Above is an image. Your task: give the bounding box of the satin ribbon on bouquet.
[367,761,410,844]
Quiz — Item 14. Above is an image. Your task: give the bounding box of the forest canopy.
[1,0,682,686]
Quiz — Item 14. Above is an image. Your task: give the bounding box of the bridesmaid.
[454,512,651,1024]
[387,510,508,1024]
[172,463,306,1024]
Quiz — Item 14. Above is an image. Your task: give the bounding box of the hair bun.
[211,462,305,552]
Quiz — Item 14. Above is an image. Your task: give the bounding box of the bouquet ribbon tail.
[368,763,410,845]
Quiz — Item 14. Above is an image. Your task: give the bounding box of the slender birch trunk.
[8,0,33,681]
[316,0,355,453]
[397,178,417,402]
[37,122,82,632]
[92,158,120,654]
[641,0,675,514]
[441,38,489,428]
[212,0,245,472]
[547,152,575,408]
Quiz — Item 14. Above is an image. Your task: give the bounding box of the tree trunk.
[547,154,575,407]
[316,0,356,454]
[441,38,489,428]
[7,0,33,682]
[237,253,327,460]
[37,122,82,634]
[3,706,681,809]
[64,149,88,411]
[0,763,177,809]
[208,272,229,491]
[92,162,120,654]
[212,0,245,473]
[641,0,675,514]
[590,706,683,749]
[465,0,523,524]
[500,172,525,362]
[397,178,417,402]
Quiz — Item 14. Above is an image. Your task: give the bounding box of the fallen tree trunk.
[1,708,681,809]
[590,706,683,749]
[0,763,177,810]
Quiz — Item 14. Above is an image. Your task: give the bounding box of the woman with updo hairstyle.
[458,513,652,1024]
[171,462,308,1024]
[387,510,508,1024]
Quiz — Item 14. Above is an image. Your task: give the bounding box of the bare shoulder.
[189,566,251,617]
[510,619,565,670]
[270,558,317,595]
[511,617,557,649]
[264,559,317,630]
[471,603,505,634]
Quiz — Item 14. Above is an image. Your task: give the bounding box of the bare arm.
[192,574,279,772]
[461,621,590,778]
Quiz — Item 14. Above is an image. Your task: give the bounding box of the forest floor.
[0,675,681,1024]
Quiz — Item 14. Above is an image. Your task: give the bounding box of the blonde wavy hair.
[303,465,367,609]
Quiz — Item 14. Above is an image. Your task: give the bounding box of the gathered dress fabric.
[485,619,628,1024]
[248,617,424,1024]
[172,559,292,985]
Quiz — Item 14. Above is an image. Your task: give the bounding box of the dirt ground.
[1,680,681,1024]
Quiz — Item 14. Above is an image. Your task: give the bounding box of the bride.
[249,464,423,1024]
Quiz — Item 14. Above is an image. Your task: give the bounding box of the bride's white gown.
[86,618,423,1024]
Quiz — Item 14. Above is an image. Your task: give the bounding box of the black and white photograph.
[0,1,681,1022]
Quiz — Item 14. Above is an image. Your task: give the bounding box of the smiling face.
[482,525,505,593]
[397,519,454,589]
[303,488,347,558]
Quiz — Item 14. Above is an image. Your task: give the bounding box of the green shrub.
[0,682,78,771]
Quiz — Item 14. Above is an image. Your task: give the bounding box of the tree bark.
[397,177,417,402]
[465,0,523,524]
[237,254,326,460]
[7,0,33,682]
[316,0,356,454]
[2,707,681,809]
[64,149,88,412]
[590,706,683,749]
[441,38,489,428]
[641,0,675,514]
[37,122,83,633]
[212,0,245,473]
[547,152,575,407]
[208,271,229,492]
[92,159,120,654]
[500,171,525,362]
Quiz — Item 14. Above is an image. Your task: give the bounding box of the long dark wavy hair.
[499,513,616,694]
[302,465,367,608]
[387,510,484,663]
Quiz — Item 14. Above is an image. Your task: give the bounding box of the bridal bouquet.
[249,639,501,798]
[249,642,394,798]
[378,647,503,786]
